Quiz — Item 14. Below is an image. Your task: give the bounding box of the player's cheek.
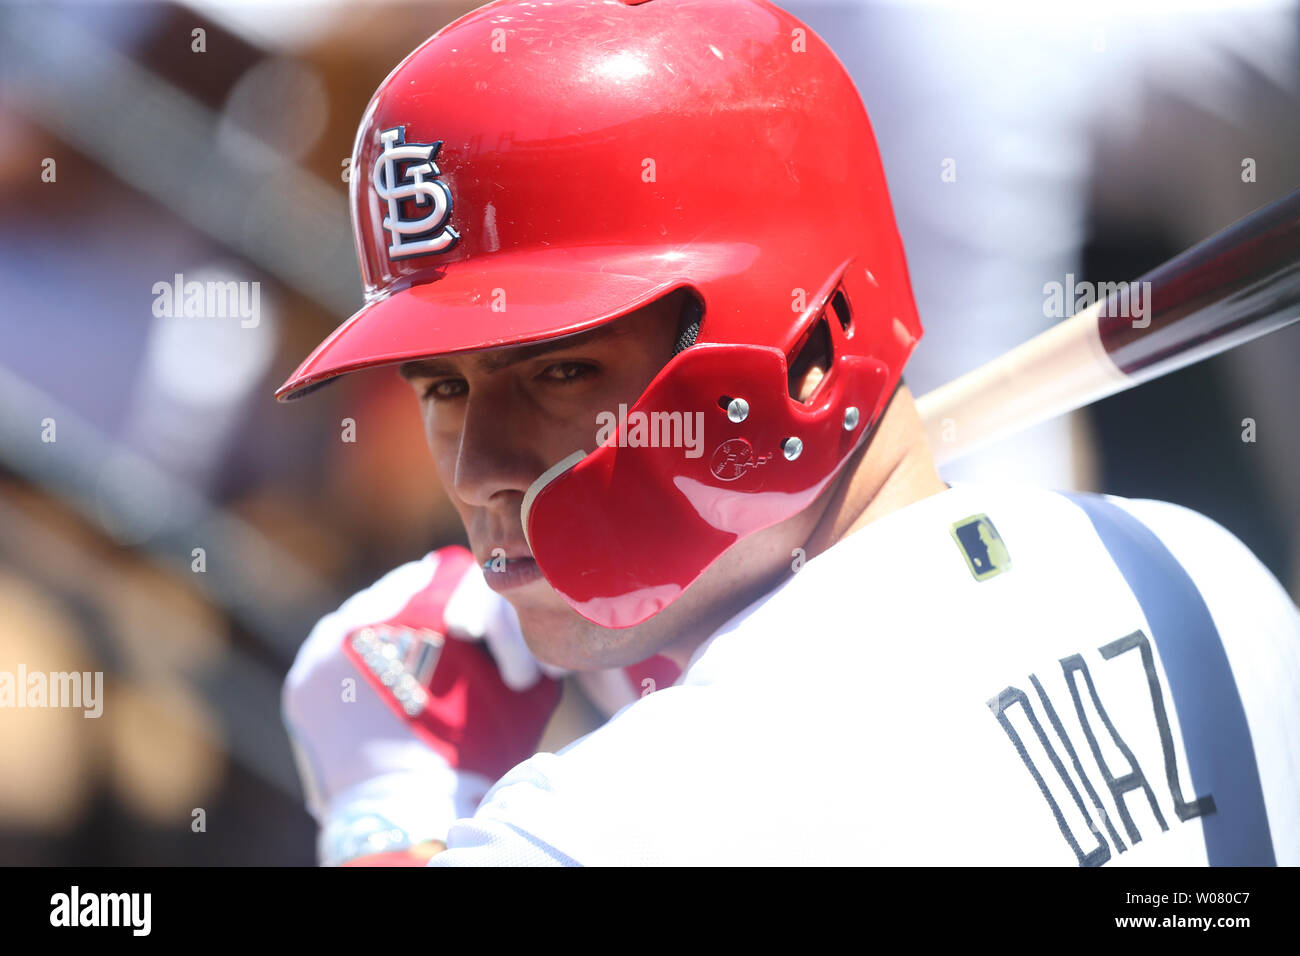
[525,383,606,455]
[424,416,465,497]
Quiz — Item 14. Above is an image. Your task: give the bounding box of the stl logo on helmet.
[372,126,459,260]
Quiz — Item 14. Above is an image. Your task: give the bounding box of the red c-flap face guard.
[522,269,907,629]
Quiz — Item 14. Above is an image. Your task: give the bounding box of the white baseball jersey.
[432,482,1300,866]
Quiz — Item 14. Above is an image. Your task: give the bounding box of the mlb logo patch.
[950,514,1012,582]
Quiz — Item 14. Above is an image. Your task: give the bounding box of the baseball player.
[279,0,1300,865]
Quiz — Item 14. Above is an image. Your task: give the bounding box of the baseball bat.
[916,187,1300,465]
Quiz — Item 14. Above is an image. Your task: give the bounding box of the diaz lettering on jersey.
[988,629,1215,866]
[373,126,459,260]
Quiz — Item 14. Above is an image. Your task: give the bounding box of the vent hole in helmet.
[831,289,853,338]
[788,316,832,405]
[671,289,704,356]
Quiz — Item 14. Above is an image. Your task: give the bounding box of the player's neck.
[655,388,947,672]
[803,386,949,561]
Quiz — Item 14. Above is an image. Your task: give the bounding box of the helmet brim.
[273,244,738,402]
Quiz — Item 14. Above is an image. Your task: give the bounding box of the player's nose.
[451,388,548,510]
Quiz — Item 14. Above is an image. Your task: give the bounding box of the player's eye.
[539,361,597,384]
[422,378,467,401]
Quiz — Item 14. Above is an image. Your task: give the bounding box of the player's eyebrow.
[397,321,632,379]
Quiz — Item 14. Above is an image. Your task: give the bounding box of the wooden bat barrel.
[918,188,1300,465]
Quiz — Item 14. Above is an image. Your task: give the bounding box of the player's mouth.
[480,553,543,592]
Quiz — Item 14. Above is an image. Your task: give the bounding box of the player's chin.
[511,596,650,672]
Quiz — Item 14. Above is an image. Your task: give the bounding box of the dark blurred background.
[1,0,1296,865]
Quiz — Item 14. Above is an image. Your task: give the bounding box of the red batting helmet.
[278,0,923,628]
